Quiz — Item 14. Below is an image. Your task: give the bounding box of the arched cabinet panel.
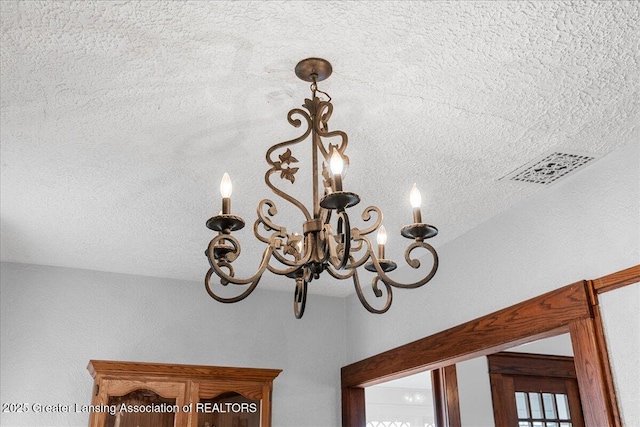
[87,360,281,427]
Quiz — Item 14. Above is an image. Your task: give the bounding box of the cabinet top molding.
[87,360,282,383]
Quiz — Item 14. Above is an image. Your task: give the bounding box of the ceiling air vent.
[502,151,600,185]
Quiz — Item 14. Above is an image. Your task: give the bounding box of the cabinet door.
[197,392,261,427]
[191,382,270,427]
[90,380,187,427]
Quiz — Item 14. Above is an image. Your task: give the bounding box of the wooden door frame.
[341,265,640,427]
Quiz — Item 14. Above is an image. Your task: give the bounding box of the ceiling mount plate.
[295,58,333,82]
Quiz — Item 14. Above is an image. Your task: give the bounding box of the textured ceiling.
[1,1,639,297]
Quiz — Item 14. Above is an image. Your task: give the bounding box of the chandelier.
[205,58,438,318]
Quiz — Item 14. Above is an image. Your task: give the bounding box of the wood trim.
[589,299,622,426]
[341,265,639,427]
[583,264,639,426]
[567,379,586,427]
[487,352,577,378]
[432,365,461,427]
[261,383,274,427]
[432,369,446,427]
[198,382,264,400]
[88,360,282,383]
[591,264,640,294]
[443,366,461,427]
[488,373,516,427]
[341,387,366,427]
[569,318,615,426]
[341,281,588,388]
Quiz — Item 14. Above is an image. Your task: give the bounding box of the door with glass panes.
[488,353,584,427]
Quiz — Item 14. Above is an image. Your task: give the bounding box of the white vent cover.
[502,151,601,185]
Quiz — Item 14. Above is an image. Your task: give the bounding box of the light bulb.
[377,225,387,245]
[410,183,422,208]
[330,149,344,175]
[293,233,303,254]
[220,173,233,198]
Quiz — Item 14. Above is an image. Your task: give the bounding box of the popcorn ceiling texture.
[1,1,639,296]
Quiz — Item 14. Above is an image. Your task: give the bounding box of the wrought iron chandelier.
[205,58,438,318]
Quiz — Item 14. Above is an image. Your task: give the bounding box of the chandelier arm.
[351,270,393,314]
[206,234,274,286]
[328,206,382,270]
[342,235,374,269]
[264,173,312,222]
[205,268,261,304]
[206,234,241,268]
[318,129,349,161]
[205,257,236,285]
[326,264,356,280]
[253,219,271,245]
[267,241,314,275]
[265,108,312,159]
[314,101,349,160]
[315,225,329,264]
[325,210,351,270]
[254,199,288,244]
[356,206,384,236]
[293,277,308,319]
[269,250,302,268]
[373,241,439,289]
[264,108,313,221]
[350,239,364,253]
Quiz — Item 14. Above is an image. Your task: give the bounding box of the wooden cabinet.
[87,360,281,427]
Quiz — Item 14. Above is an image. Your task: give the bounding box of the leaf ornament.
[273,148,300,183]
[284,234,303,257]
[304,98,319,115]
[279,148,298,165]
[280,167,299,183]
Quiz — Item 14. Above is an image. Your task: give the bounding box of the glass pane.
[547,423,559,427]
[559,423,572,427]
[516,392,530,418]
[519,423,532,427]
[532,422,544,427]
[529,393,543,419]
[556,394,570,420]
[365,371,435,427]
[543,393,557,418]
[198,391,261,427]
[105,389,176,427]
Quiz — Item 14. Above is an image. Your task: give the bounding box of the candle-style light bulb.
[220,173,233,198]
[377,225,387,259]
[410,183,422,223]
[410,183,422,208]
[377,225,387,245]
[296,237,303,255]
[330,149,344,175]
[220,173,232,214]
[330,149,344,191]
